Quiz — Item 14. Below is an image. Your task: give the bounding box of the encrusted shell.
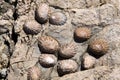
[39,54,57,68]
[38,36,60,53]
[35,3,49,24]
[23,20,41,35]
[82,54,96,69]
[88,38,109,56]
[49,12,67,25]
[57,59,78,76]
[74,27,91,41]
[59,43,77,59]
[27,66,41,80]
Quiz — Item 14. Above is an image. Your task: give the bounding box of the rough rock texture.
[52,66,112,80]
[1,0,120,80]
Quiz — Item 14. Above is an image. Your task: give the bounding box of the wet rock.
[0,1,14,15]
[8,41,41,80]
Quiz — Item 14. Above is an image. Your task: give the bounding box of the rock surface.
[1,0,120,80]
[52,66,112,80]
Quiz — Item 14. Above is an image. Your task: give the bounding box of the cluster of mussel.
[22,3,109,80]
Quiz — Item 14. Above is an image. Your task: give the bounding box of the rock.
[8,42,41,80]
[86,23,120,67]
[1,0,120,80]
[47,12,73,45]
[107,67,120,80]
[98,4,117,26]
[71,4,116,26]
[47,0,103,9]
[71,8,99,26]
[52,66,111,80]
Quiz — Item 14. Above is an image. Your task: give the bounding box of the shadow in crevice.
[13,10,18,20]
[11,27,19,44]
[49,5,64,10]
[4,0,18,7]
